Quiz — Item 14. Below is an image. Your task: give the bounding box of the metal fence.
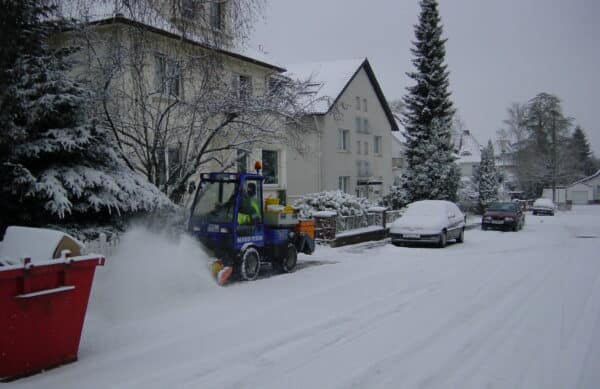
[385,209,404,225]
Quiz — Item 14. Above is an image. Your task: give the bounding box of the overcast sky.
[251,0,600,154]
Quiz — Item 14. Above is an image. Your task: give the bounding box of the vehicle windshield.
[487,202,516,212]
[191,181,238,224]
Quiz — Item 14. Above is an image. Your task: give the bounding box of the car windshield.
[487,202,516,212]
[192,181,238,224]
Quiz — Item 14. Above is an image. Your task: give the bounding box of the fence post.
[368,207,387,229]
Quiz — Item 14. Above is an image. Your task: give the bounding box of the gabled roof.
[57,0,285,72]
[569,169,600,187]
[285,58,399,131]
[456,130,482,164]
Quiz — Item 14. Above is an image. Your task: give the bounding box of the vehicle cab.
[188,172,265,261]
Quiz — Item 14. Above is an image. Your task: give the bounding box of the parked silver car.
[390,200,465,248]
[532,198,555,216]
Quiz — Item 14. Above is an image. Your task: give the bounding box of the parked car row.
[389,197,556,248]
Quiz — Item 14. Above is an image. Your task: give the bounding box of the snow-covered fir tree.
[478,140,499,212]
[402,0,459,202]
[0,0,171,231]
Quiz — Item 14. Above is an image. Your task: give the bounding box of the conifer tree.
[478,141,499,212]
[0,0,171,231]
[402,0,459,202]
[570,126,596,176]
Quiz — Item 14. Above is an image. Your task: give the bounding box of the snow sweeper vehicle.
[188,162,315,285]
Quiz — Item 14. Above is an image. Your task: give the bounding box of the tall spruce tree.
[0,0,171,232]
[478,140,499,212]
[402,0,459,202]
[570,126,596,176]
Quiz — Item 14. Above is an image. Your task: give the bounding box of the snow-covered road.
[11,206,600,388]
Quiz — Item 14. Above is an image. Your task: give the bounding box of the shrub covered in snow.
[382,186,409,210]
[458,177,479,213]
[293,191,378,219]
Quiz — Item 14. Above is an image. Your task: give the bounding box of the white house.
[454,130,482,178]
[566,170,600,204]
[391,129,406,186]
[272,58,400,203]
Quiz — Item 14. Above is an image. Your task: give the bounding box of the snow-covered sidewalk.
[11,206,600,389]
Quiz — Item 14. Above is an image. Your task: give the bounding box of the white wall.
[542,188,567,203]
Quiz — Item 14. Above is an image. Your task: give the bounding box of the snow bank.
[87,227,217,323]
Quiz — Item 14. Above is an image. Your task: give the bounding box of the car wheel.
[274,243,298,273]
[533,211,537,216]
[240,247,261,281]
[438,230,447,248]
[482,225,488,231]
[456,228,465,243]
[392,241,404,247]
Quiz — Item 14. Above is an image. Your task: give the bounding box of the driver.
[238,182,261,225]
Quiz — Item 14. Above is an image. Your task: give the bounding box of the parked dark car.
[481,202,525,231]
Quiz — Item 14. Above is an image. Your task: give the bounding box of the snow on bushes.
[382,186,409,210]
[293,191,378,219]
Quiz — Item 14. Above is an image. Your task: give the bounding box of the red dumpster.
[0,255,105,381]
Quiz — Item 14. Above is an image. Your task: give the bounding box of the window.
[262,150,279,185]
[167,145,181,181]
[357,160,372,177]
[180,0,199,19]
[338,129,350,151]
[363,98,367,112]
[237,149,247,173]
[363,118,369,134]
[232,74,253,100]
[355,117,362,133]
[356,140,361,155]
[155,54,182,97]
[210,1,224,30]
[374,136,382,155]
[338,176,350,193]
[356,96,360,110]
[268,76,285,96]
[364,141,368,155]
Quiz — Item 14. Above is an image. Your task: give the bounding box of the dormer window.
[210,1,224,30]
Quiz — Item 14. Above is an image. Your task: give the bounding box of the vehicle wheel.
[482,225,488,231]
[281,244,298,273]
[240,247,261,281]
[438,230,447,248]
[533,211,537,216]
[392,241,404,247]
[457,228,465,243]
[512,223,518,232]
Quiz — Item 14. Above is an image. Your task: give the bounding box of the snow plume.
[88,227,217,323]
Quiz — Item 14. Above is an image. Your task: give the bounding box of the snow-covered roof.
[456,130,482,164]
[569,169,600,187]
[56,0,285,71]
[286,58,365,114]
[285,58,399,131]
